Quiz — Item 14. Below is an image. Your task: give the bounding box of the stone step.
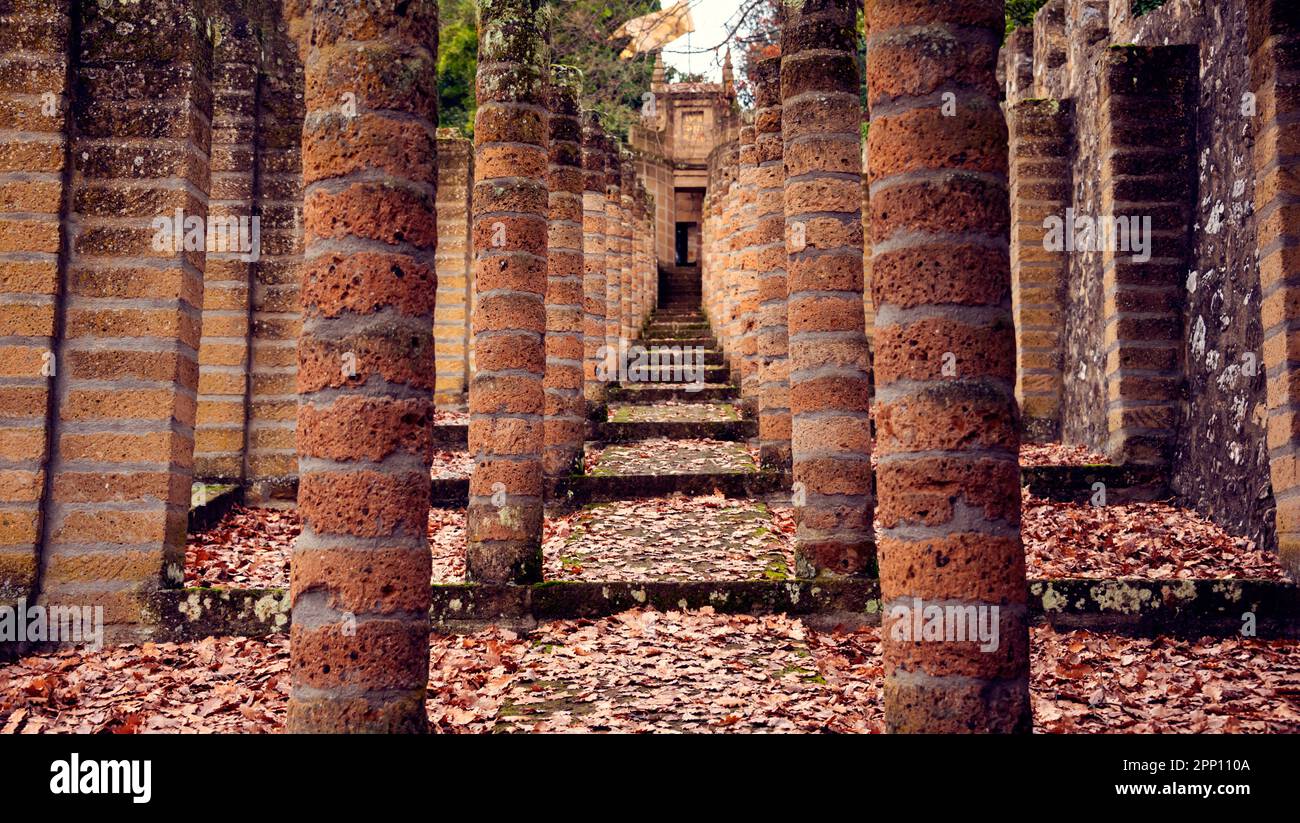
[607,384,738,403]
[633,347,724,366]
[645,327,712,340]
[639,336,716,348]
[619,364,730,383]
[597,419,755,443]
[430,469,784,508]
[1021,464,1169,504]
[146,578,1300,641]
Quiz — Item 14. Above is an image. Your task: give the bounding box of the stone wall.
[1006,0,1275,548]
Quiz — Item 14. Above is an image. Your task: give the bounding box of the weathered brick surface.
[434,132,472,407]
[544,67,585,478]
[195,5,259,483]
[752,51,791,470]
[604,141,623,377]
[1099,46,1195,466]
[1032,0,1067,99]
[1065,0,1109,100]
[783,0,874,578]
[582,114,608,409]
[1009,98,1071,442]
[245,3,304,504]
[619,153,636,345]
[288,0,437,733]
[467,0,549,584]
[30,0,213,643]
[1253,0,1300,578]
[867,0,1030,733]
[1004,26,1034,106]
[0,0,68,612]
[736,123,761,409]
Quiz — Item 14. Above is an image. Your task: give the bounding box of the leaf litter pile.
[431,449,474,479]
[585,438,758,476]
[4,614,1298,733]
[1023,491,1289,580]
[607,402,741,423]
[541,495,796,581]
[188,491,1287,587]
[186,505,467,587]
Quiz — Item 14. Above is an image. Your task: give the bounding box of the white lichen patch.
[1090,582,1153,614]
[178,592,203,622]
[253,593,288,625]
[1038,584,1068,613]
[1211,580,1245,602]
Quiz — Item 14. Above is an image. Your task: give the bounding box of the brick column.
[723,151,741,375]
[466,0,549,583]
[0,0,70,613]
[782,0,875,577]
[637,186,652,325]
[435,132,474,407]
[289,0,438,733]
[1099,46,1195,466]
[642,189,657,312]
[736,124,762,408]
[1032,0,1067,99]
[604,143,623,375]
[243,6,304,505]
[544,67,585,479]
[34,0,213,643]
[1251,0,1300,578]
[628,180,643,335]
[868,0,1030,733]
[753,51,791,470]
[195,6,260,483]
[1009,99,1071,443]
[1065,0,1109,99]
[620,155,636,345]
[582,114,608,410]
[1004,26,1034,107]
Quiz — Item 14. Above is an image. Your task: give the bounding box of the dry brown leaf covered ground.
[3,614,1298,733]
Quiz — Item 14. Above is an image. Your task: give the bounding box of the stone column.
[1009,98,1071,443]
[581,114,608,411]
[243,3,304,506]
[867,0,1030,733]
[1032,0,1067,99]
[289,0,439,733]
[1004,26,1034,106]
[0,0,71,615]
[753,51,791,470]
[434,132,474,407]
[466,0,549,583]
[782,0,875,577]
[604,143,623,378]
[722,150,741,375]
[195,6,260,483]
[736,124,762,409]
[620,154,636,345]
[1099,46,1195,466]
[1250,0,1300,578]
[38,0,210,642]
[544,67,585,479]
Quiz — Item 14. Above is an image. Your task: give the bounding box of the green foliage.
[1005,0,1049,36]
[436,0,661,140]
[1133,0,1170,15]
[437,0,478,136]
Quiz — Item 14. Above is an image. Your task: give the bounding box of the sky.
[657,0,746,83]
